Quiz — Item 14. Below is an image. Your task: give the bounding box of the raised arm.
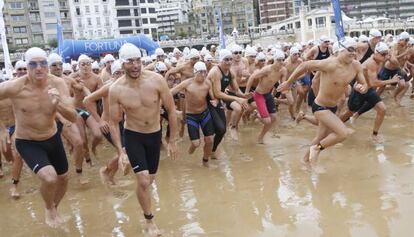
[83,84,110,122]
[245,66,268,93]
[170,79,192,96]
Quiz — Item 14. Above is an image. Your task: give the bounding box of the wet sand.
[1,94,414,237]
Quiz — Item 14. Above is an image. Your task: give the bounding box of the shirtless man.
[278,37,367,168]
[204,54,216,72]
[378,32,414,105]
[246,50,287,143]
[91,61,100,75]
[207,49,248,159]
[100,54,115,82]
[70,54,103,170]
[344,42,399,143]
[170,62,215,165]
[14,60,27,78]
[283,47,303,120]
[108,43,177,236]
[84,60,124,185]
[0,47,77,227]
[48,53,86,184]
[227,45,250,140]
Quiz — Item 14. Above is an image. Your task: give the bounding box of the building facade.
[212,0,255,34]
[258,0,293,24]
[114,0,159,39]
[157,0,190,36]
[192,0,217,36]
[3,0,74,49]
[69,0,116,40]
[307,0,414,20]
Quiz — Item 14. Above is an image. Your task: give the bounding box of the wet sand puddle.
[1,95,414,237]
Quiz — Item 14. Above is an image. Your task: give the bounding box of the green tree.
[48,38,58,48]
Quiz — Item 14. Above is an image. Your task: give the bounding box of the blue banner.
[56,16,64,57]
[217,9,226,49]
[60,35,159,61]
[331,0,345,40]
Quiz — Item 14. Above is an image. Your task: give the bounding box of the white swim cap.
[338,37,357,52]
[210,45,216,49]
[155,48,165,56]
[358,35,369,42]
[386,33,393,38]
[142,56,152,64]
[193,61,207,73]
[256,52,266,61]
[102,54,115,64]
[78,54,91,62]
[47,53,62,66]
[150,54,157,61]
[155,62,168,73]
[219,49,233,62]
[375,42,389,53]
[173,48,181,54]
[273,49,285,60]
[62,63,72,72]
[369,29,382,38]
[399,31,410,40]
[231,44,243,53]
[25,47,47,62]
[111,60,122,75]
[245,47,257,57]
[15,60,27,69]
[91,61,100,69]
[188,48,200,59]
[409,37,414,46]
[71,60,77,66]
[183,47,190,56]
[307,40,314,45]
[320,35,329,43]
[289,47,300,55]
[119,43,141,62]
[204,53,213,61]
[170,57,178,64]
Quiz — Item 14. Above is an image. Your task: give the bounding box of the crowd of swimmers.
[0,29,414,235]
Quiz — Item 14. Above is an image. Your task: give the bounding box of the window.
[118,20,132,27]
[33,35,43,43]
[308,19,312,27]
[141,8,147,14]
[134,9,139,16]
[117,10,130,16]
[135,19,140,26]
[120,30,133,34]
[44,12,55,18]
[15,38,29,45]
[316,17,325,27]
[85,6,90,14]
[142,18,148,24]
[77,20,82,27]
[30,13,41,21]
[151,28,156,35]
[295,21,300,29]
[144,29,149,34]
[150,18,156,23]
[98,29,102,36]
[96,17,101,26]
[46,23,57,30]
[74,0,79,3]
[9,2,24,9]
[11,15,25,22]
[148,0,154,3]
[103,5,108,13]
[13,26,27,33]
[76,7,81,16]
[95,5,99,13]
[149,8,155,13]
[60,11,69,19]
[140,0,145,3]
[133,0,137,5]
[87,18,92,25]
[115,0,129,6]
[31,24,42,32]
[89,30,93,36]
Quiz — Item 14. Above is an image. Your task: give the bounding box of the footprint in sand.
[112,190,130,200]
[25,187,38,195]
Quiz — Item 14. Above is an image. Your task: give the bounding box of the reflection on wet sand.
[1,96,414,236]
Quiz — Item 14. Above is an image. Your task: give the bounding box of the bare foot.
[146,221,162,236]
[10,185,20,199]
[55,211,65,225]
[295,111,305,124]
[100,167,115,186]
[202,158,209,167]
[309,145,321,164]
[85,158,93,168]
[230,127,238,141]
[257,137,264,144]
[410,94,414,99]
[188,145,196,155]
[78,174,90,185]
[372,134,384,144]
[394,96,402,106]
[0,168,3,178]
[45,208,59,228]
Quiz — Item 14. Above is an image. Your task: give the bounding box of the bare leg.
[229,102,242,141]
[10,154,23,199]
[75,118,90,184]
[372,102,386,143]
[37,166,60,228]
[85,116,103,157]
[202,136,214,166]
[136,171,161,236]
[188,140,200,155]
